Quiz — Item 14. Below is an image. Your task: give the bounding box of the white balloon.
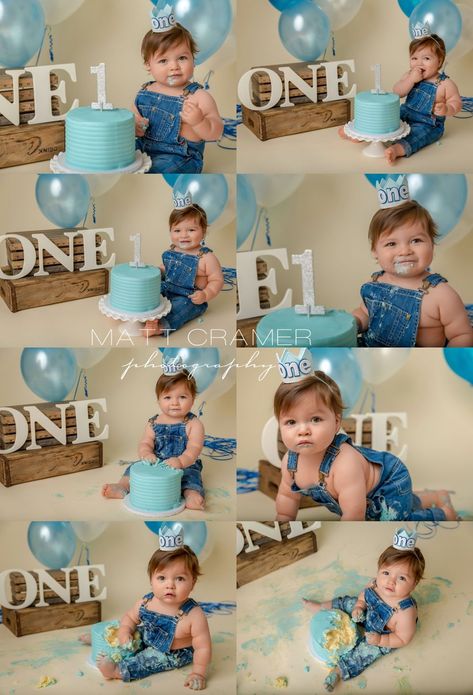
[209,175,235,233]
[316,0,364,31]
[204,346,236,400]
[86,174,122,199]
[71,521,108,543]
[261,415,283,468]
[73,348,111,370]
[353,348,411,385]
[248,174,305,208]
[40,0,85,25]
[448,4,473,62]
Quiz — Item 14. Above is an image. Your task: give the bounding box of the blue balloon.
[145,521,208,557]
[397,0,423,17]
[171,0,233,65]
[443,348,473,385]
[409,0,462,52]
[162,174,179,187]
[161,348,219,393]
[21,348,78,402]
[269,0,300,10]
[27,522,76,569]
[173,174,228,225]
[309,348,363,415]
[0,0,45,69]
[237,175,257,249]
[279,0,331,62]
[35,175,90,228]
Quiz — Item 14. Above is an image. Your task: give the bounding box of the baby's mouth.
[393,259,415,275]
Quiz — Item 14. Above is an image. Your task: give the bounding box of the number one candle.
[91,63,113,110]
[292,250,325,315]
[371,64,384,95]
[129,234,146,268]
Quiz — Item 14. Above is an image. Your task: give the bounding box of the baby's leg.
[337,125,360,143]
[336,638,389,681]
[385,143,406,165]
[119,646,193,682]
[414,489,458,520]
[141,320,164,337]
[302,598,333,613]
[78,632,91,645]
[184,488,205,511]
[97,655,122,680]
[101,476,130,499]
[324,668,341,692]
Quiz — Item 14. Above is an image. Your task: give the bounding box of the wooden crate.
[0,72,60,125]
[242,98,350,141]
[0,266,109,312]
[237,522,317,587]
[2,601,101,637]
[250,61,343,108]
[8,569,98,606]
[236,258,270,347]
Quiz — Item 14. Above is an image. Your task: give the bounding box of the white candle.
[91,63,113,110]
[371,64,383,94]
[292,250,325,315]
[129,234,146,268]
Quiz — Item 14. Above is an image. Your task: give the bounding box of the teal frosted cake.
[109,264,162,312]
[354,92,400,135]
[129,459,183,513]
[65,107,135,171]
[91,620,141,664]
[256,308,357,347]
[309,610,360,666]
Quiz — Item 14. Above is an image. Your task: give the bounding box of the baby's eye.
[176,576,186,582]
[311,416,322,423]
[178,55,189,61]
[399,576,407,582]
[382,570,389,575]
[284,419,296,426]
[385,241,396,247]
[156,575,165,581]
[411,238,423,244]
[158,58,167,64]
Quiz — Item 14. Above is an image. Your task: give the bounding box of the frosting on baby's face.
[372,220,434,279]
[170,215,205,251]
[146,40,195,90]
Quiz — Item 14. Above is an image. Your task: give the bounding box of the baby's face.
[146,40,194,88]
[151,559,195,604]
[279,392,340,456]
[410,45,442,81]
[376,560,417,602]
[159,383,194,419]
[372,220,434,278]
[170,215,205,251]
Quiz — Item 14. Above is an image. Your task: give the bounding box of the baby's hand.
[365,632,381,646]
[184,673,206,690]
[166,457,183,469]
[118,628,132,646]
[409,66,424,83]
[189,290,207,305]
[135,114,149,137]
[142,454,157,463]
[181,99,205,127]
[351,607,365,623]
[433,102,448,116]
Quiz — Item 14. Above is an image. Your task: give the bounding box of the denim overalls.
[332,585,417,680]
[125,412,204,497]
[287,432,446,521]
[160,245,211,332]
[118,594,197,682]
[359,271,447,347]
[135,81,205,174]
[397,73,448,157]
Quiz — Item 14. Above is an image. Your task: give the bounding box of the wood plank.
[0,121,65,168]
[0,73,59,92]
[1,601,101,637]
[0,402,94,427]
[9,569,97,605]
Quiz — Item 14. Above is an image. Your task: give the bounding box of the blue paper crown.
[392,527,417,550]
[411,20,432,40]
[159,523,184,551]
[173,191,193,210]
[277,348,313,384]
[162,355,185,376]
[376,175,410,209]
[151,3,176,33]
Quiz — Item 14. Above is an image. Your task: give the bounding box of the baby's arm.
[433,78,462,117]
[393,69,423,97]
[190,254,224,305]
[351,588,368,621]
[166,418,205,469]
[182,91,224,141]
[437,284,473,346]
[352,302,369,333]
[118,599,141,645]
[332,451,367,520]
[138,422,157,462]
[132,104,148,137]
[275,455,301,521]
[367,606,417,648]
[184,607,212,690]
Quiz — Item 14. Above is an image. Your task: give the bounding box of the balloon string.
[48,28,55,63]
[221,266,237,290]
[35,26,48,66]
[203,436,236,460]
[237,468,259,493]
[92,200,97,225]
[414,520,460,538]
[371,388,376,413]
[72,368,84,401]
[83,373,89,398]
[332,31,336,57]
[249,207,271,251]
[356,386,370,414]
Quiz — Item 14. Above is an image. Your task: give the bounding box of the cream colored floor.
[237,118,473,174]
[237,521,473,695]
[0,521,236,694]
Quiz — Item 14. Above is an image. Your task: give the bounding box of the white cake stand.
[123,495,186,517]
[50,150,152,174]
[98,295,171,337]
[343,121,410,157]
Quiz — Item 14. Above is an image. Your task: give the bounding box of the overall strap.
[370,271,385,282]
[398,596,417,610]
[287,450,298,478]
[319,432,350,479]
[419,273,448,293]
[178,598,199,616]
[183,81,203,96]
[141,591,154,606]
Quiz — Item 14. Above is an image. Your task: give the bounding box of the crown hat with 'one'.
[162,355,185,376]
[173,190,194,210]
[376,175,411,209]
[159,523,184,551]
[151,2,177,33]
[411,20,432,40]
[392,527,417,551]
[277,348,314,383]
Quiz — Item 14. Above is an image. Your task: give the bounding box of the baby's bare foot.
[302,598,322,614]
[385,143,405,165]
[78,632,91,645]
[141,320,162,337]
[96,655,121,680]
[324,668,340,692]
[184,490,205,511]
[437,491,459,520]
[101,483,127,499]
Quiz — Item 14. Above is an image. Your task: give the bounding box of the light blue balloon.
[172,0,233,65]
[35,175,90,228]
[279,0,330,62]
[398,0,423,17]
[237,175,257,249]
[270,0,300,10]
[161,348,219,393]
[21,348,78,402]
[443,348,473,385]
[173,174,228,225]
[0,0,45,69]
[309,348,363,415]
[27,522,76,568]
[406,174,467,240]
[409,0,462,52]
[145,521,208,556]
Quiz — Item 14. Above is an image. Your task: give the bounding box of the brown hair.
[368,200,439,250]
[141,24,199,64]
[377,545,425,584]
[147,545,202,582]
[274,371,345,421]
[409,33,446,68]
[169,203,208,237]
[156,370,197,399]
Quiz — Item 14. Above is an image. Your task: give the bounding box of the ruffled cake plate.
[343,121,410,157]
[123,495,186,517]
[98,295,171,336]
[50,150,152,174]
